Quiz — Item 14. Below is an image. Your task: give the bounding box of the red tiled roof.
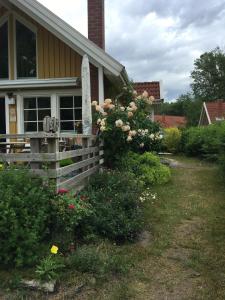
[205,100,225,123]
[134,82,161,100]
[155,115,187,128]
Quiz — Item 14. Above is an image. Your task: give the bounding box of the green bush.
[120,152,171,186]
[181,122,225,161]
[83,171,144,242]
[163,127,182,153]
[0,168,54,267]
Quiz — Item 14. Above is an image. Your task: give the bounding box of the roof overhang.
[6,0,128,85]
[0,78,80,90]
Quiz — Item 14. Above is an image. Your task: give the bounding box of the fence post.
[30,137,41,170]
[47,135,60,191]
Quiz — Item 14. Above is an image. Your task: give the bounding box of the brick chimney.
[88,0,105,50]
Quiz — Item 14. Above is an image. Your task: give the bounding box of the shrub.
[35,255,65,282]
[83,171,144,242]
[181,122,225,161]
[0,168,54,267]
[50,191,93,246]
[120,152,171,186]
[163,127,182,153]
[92,91,162,167]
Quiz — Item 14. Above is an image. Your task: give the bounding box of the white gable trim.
[204,102,212,125]
[8,0,127,80]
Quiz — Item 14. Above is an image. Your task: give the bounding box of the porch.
[0,133,104,191]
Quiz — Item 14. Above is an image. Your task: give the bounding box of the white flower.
[142,91,149,98]
[104,98,112,105]
[159,134,163,139]
[144,129,149,134]
[100,126,106,132]
[133,90,138,96]
[149,96,155,102]
[127,107,133,112]
[95,105,101,112]
[150,134,155,140]
[100,119,106,126]
[128,112,134,118]
[115,119,124,128]
[138,129,142,133]
[129,130,137,137]
[140,143,145,148]
[129,101,136,107]
[127,136,133,142]
[92,101,98,106]
[97,119,102,125]
[122,125,130,132]
[120,106,125,111]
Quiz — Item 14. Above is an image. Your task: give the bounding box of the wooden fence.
[0,133,103,191]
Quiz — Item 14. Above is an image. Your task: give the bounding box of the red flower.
[68,204,75,210]
[58,188,69,195]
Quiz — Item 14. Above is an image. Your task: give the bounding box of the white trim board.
[203,102,211,125]
[8,0,128,82]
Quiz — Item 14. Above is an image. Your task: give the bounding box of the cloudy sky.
[39,0,225,101]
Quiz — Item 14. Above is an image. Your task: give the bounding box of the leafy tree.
[191,47,225,101]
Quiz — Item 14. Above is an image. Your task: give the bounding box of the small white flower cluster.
[139,188,158,203]
[97,118,107,132]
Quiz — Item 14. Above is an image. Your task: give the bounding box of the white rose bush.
[92,90,163,167]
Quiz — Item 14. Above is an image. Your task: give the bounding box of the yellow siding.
[9,104,17,134]
[37,27,82,79]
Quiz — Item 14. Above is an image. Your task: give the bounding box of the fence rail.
[0,133,103,191]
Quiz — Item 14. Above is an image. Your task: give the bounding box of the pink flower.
[58,188,69,195]
[68,204,75,210]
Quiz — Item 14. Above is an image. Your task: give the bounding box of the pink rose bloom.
[58,188,69,195]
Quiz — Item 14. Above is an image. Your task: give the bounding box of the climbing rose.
[92,101,98,106]
[115,120,123,127]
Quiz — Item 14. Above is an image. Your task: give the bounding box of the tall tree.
[191,47,225,101]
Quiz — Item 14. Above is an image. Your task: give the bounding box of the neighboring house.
[155,115,187,128]
[134,81,164,121]
[0,0,128,136]
[199,100,225,126]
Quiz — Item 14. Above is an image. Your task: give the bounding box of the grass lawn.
[0,156,224,299]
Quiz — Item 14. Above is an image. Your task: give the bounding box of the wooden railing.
[0,133,103,191]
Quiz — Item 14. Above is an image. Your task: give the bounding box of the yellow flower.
[51,245,59,254]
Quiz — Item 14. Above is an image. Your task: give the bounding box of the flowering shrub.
[92,90,162,167]
[120,152,171,186]
[51,190,93,238]
[83,171,144,242]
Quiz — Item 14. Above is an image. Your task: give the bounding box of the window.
[24,97,51,132]
[16,20,36,78]
[60,96,82,133]
[0,21,8,79]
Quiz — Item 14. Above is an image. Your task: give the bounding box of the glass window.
[16,20,36,78]
[0,21,9,79]
[60,96,82,133]
[24,97,51,132]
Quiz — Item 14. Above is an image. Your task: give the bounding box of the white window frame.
[13,13,38,80]
[16,89,82,133]
[0,14,10,81]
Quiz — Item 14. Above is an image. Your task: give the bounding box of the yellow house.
[0,0,128,136]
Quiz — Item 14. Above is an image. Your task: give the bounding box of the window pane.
[60,109,73,121]
[24,122,37,132]
[74,96,82,107]
[38,97,51,109]
[24,98,36,109]
[60,97,73,108]
[0,22,8,79]
[38,122,44,131]
[38,109,51,121]
[24,110,37,122]
[74,109,82,120]
[16,21,36,78]
[61,121,74,131]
